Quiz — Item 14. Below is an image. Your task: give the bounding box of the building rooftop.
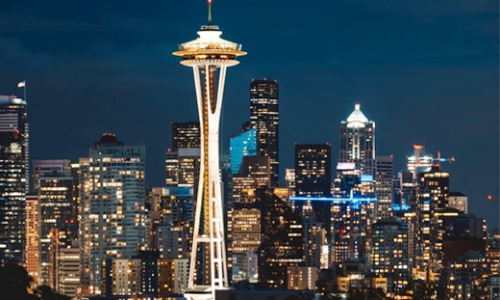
[0,95,26,105]
[344,103,372,128]
[95,133,122,148]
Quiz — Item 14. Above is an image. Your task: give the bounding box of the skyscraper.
[375,155,393,220]
[250,78,279,186]
[172,121,201,151]
[229,128,257,174]
[38,175,74,286]
[172,5,246,298]
[294,143,332,197]
[0,95,29,263]
[339,103,375,177]
[79,133,147,295]
[258,188,304,289]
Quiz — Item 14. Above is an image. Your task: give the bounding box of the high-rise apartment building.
[25,193,39,283]
[32,159,71,192]
[375,155,393,220]
[229,128,257,174]
[38,175,74,286]
[371,219,411,295]
[171,121,200,151]
[0,95,29,263]
[79,133,147,295]
[339,103,375,177]
[249,79,279,186]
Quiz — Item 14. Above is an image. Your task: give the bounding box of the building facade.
[38,175,74,286]
[375,155,393,220]
[339,103,375,177]
[79,133,147,295]
[229,128,257,174]
[32,159,71,192]
[249,79,279,186]
[171,121,200,151]
[0,95,29,263]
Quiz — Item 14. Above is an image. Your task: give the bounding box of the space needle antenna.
[208,0,212,25]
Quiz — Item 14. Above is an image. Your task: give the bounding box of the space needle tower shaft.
[173,1,246,299]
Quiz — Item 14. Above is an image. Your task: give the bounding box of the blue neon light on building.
[230,128,257,174]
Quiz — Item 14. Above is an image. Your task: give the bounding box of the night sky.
[0,0,498,226]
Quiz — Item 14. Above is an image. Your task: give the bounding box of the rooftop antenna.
[208,0,212,25]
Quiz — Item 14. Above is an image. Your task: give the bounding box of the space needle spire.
[173,1,246,300]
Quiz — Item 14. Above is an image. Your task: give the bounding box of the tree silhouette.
[0,264,71,300]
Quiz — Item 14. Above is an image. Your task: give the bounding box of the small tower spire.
[208,0,212,25]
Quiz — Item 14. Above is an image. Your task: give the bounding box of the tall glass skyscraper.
[339,103,375,177]
[229,128,256,174]
[250,79,279,186]
[79,133,147,295]
[0,95,29,263]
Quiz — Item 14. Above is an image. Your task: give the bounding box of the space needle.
[173,1,246,300]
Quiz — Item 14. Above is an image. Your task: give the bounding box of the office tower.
[172,7,246,298]
[172,121,201,151]
[165,148,201,187]
[448,191,468,214]
[295,143,332,197]
[32,159,71,192]
[285,168,296,197]
[229,156,270,282]
[25,193,39,283]
[258,188,304,289]
[294,143,332,249]
[0,95,29,263]
[79,133,147,295]
[339,103,375,176]
[415,165,449,296]
[229,128,257,174]
[38,175,74,286]
[375,155,393,220]
[331,164,377,263]
[371,219,411,295]
[57,242,80,297]
[249,78,279,186]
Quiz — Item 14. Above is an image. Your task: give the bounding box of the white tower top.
[346,103,370,128]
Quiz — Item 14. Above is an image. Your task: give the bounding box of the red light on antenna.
[208,0,212,3]
[488,195,493,200]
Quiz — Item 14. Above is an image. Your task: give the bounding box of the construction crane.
[433,150,455,168]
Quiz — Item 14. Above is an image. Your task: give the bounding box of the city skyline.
[0,0,497,231]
